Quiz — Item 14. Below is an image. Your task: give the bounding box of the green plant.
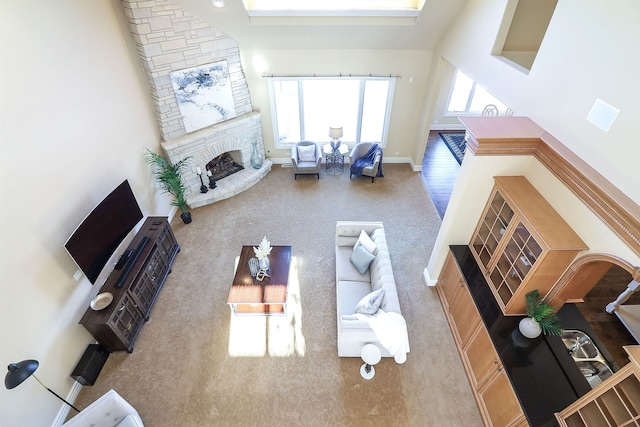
[144,149,191,213]
[525,289,562,335]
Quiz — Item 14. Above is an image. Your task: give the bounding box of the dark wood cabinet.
[79,216,179,352]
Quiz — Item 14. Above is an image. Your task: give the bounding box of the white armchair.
[290,141,322,179]
[62,389,143,427]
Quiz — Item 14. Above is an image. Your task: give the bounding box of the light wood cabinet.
[479,369,527,427]
[437,251,527,426]
[464,324,499,389]
[470,176,588,315]
[438,252,481,346]
[557,346,640,426]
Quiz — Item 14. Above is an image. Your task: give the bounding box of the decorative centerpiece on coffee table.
[252,236,272,281]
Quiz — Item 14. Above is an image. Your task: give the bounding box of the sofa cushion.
[337,246,370,282]
[354,229,377,254]
[338,280,373,315]
[350,244,376,275]
[297,145,316,161]
[355,288,385,314]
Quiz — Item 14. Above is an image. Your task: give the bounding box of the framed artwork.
[170,61,237,133]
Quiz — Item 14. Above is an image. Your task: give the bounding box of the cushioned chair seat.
[349,142,382,183]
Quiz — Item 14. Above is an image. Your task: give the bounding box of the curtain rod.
[262,73,401,79]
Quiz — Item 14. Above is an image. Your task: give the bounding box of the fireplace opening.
[206,151,244,181]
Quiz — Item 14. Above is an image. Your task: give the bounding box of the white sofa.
[335,221,409,360]
[62,389,143,427]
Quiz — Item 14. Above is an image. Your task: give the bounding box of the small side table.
[360,343,382,380]
[323,143,349,175]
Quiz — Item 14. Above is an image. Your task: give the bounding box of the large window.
[268,77,395,148]
[446,70,508,115]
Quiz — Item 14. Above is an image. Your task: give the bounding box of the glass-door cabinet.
[470,176,588,315]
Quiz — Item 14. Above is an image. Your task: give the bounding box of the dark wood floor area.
[421,131,461,218]
[575,265,637,369]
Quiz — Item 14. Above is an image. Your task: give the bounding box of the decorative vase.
[258,256,270,270]
[250,141,264,169]
[519,317,542,339]
[180,211,192,224]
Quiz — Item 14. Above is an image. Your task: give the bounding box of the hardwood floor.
[575,265,638,369]
[421,131,461,218]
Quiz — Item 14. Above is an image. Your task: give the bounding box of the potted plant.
[144,149,193,224]
[519,289,562,338]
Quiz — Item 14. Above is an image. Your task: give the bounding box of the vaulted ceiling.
[172,0,469,50]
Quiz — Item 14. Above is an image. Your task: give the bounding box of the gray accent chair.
[349,142,382,183]
[291,141,322,179]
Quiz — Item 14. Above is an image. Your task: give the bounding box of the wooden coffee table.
[227,245,291,315]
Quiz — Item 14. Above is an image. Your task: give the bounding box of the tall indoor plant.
[144,149,193,224]
[519,289,562,338]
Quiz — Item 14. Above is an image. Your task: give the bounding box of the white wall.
[240,49,432,164]
[435,0,640,204]
[0,1,166,425]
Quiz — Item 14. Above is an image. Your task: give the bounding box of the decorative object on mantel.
[519,289,562,338]
[250,141,264,169]
[253,236,272,271]
[329,126,344,152]
[196,167,208,193]
[144,149,193,224]
[5,359,80,412]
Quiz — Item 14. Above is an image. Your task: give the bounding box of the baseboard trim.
[423,267,437,286]
[51,381,83,427]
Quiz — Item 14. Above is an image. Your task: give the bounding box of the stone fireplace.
[162,112,271,208]
[121,0,271,208]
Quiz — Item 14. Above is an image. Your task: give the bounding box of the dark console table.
[79,216,179,352]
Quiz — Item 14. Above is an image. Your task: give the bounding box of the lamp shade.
[328,127,343,140]
[5,360,38,389]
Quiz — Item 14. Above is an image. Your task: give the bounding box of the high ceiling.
[171,0,469,50]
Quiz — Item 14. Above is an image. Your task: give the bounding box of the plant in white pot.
[519,289,562,338]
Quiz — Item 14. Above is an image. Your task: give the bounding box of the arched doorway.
[550,254,640,367]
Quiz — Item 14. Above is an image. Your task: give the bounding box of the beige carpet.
[71,164,483,426]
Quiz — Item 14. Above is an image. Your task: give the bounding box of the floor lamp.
[5,359,80,412]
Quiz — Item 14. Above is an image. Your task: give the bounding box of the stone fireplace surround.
[162,112,272,209]
[121,0,270,209]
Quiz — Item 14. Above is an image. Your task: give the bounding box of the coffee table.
[227,245,292,315]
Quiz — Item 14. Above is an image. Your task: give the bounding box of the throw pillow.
[350,244,376,275]
[355,288,385,314]
[297,145,316,162]
[354,229,377,254]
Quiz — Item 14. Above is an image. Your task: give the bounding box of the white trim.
[423,267,437,286]
[51,381,83,427]
[247,10,419,17]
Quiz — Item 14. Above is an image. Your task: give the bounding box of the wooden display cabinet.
[437,252,527,426]
[556,346,640,426]
[470,176,588,315]
[79,217,179,352]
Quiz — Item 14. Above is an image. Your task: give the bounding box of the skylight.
[242,0,422,16]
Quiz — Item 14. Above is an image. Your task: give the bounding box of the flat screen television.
[65,180,144,284]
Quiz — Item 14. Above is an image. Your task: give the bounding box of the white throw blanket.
[356,310,410,364]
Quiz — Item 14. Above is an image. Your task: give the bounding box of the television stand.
[79,216,179,352]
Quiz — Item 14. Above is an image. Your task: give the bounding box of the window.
[446,70,508,115]
[268,77,395,148]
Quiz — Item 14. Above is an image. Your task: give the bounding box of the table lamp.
[329,127,343,152]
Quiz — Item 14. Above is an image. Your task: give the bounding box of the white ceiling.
[171,0,469,50]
